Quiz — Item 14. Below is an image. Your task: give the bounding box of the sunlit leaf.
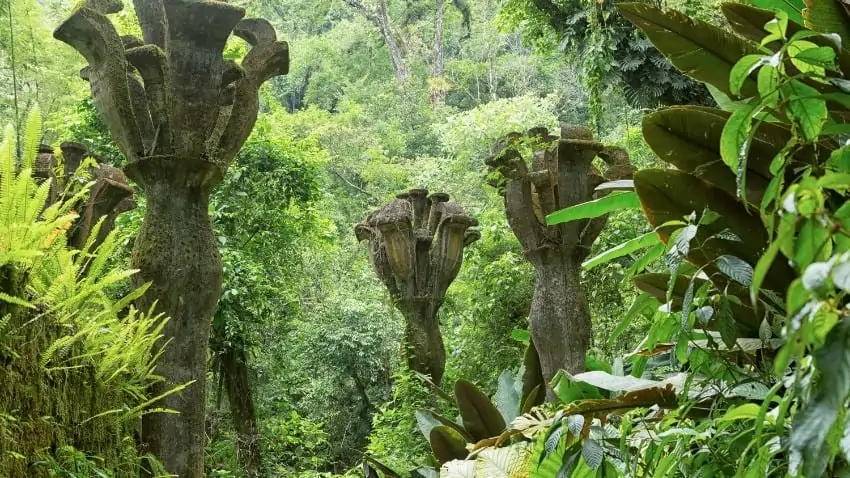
[440,459,475,478]
[474,442,531,478]
[721,403,762,421]
[582,232,661,270]
[545,191,641,225]
[782,80,828,142]
[802,261,830,290]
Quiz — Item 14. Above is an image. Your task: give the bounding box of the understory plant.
[0,111,177,477]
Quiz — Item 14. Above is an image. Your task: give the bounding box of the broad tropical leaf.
[455,380,507,441]
[521,341,545,410]
[440,460,475,478]
[634,169,795,293]
[431,426,470,465]
[608,292,658,345]
[494,370,522,425]
[740,0,806,25]
[474,443,531,478]
[803,0,850,48]
[594,180,634,191]
[570,370,660,392]
[545,191,641,225]
[641,106,779,202]
[618,3,761,97]
[582,232,660,271]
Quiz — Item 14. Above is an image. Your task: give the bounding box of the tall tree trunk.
[343,0,408,81]
[431,0,446,105]
[132,174,223,477]
[377,0,408,81]
[222,346,261,478]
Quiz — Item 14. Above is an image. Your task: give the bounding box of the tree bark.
[431,0,446,105]
[343,0,408,81]
[377,0,408,81]
[131,161,223,478]
[221,346,261,478]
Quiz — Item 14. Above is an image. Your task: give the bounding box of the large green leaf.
[790,319,850,477]
[570,371,660,392]
[545,191,641,225]
[494,370,522,425]
[618,3,761,98]
[641,106,776,203]
[455,380,507,441]
[521,341,545,411]
[430,426,469,465]
[417,409,472,443]
[634,169,795,293]
[608,292,659,346]
[582,232,661,271]
[804,0,850,48]
[632,272,761,334]
[551,370,606,404]
[722,3,850,109]
[739,0,806,25]
[727,2,804,44]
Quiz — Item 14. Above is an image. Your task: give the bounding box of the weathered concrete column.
[356,189,479,384]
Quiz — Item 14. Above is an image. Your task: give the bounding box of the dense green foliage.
[0,114,171,477]
[7,0,850,476]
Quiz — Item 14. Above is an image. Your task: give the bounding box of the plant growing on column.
[356,189,479,384]
[485,126,634,399]
[53,1,289,475]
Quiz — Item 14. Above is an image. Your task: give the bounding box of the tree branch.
[341,0,381,25]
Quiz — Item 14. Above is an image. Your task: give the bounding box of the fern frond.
[21,105,42,170]
[41,334,77,368]
[0,292,36,309]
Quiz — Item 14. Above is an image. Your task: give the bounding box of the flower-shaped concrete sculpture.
[356,189,479,384]
[485,125,635,399]
[35,143,134,251]
[53,1,289,474]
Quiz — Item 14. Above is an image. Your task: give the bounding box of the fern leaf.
[21,105,42,170]
[0,292,36,309]
[41,335,77,368]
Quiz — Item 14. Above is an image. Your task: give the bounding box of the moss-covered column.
[356,189,479,384]
[54,1,289,475]
[485,126,634,400]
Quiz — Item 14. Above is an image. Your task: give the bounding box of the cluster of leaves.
[360,1,850,477]
[495,0,715,109]
[0,111,173,476]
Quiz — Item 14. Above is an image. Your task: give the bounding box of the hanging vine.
[580,0,613,134]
